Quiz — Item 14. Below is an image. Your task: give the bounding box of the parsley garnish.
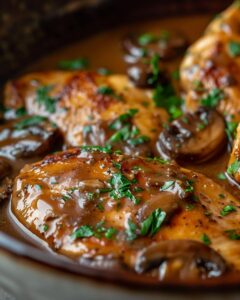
[126,219,138,240]
[201,88,224,108]
[217,172,226,180]
[80,145,112,154]
[71,225,94,239]
[105,227,118,239]
[225,121,238,140]
[220,205,237,217]
[138,33,158,46]
[15,107,27,117]
[153,84,183,119]
[160,180,175,191]
[14,115,47,130]
[42,224,49,232]
[109,109,138,130]
[58,58,89,70]
[36,85,57,113]
[225,229,240,240]
[148,54,160,85]
[97,86,115,95]
[201,233,211,245]
[109,173,140,204]
[140,208,166,236]
[227,160,240,175]
[228,41,240,57]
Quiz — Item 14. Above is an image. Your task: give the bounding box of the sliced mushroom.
[157,107,226,163]
[0,116,63,159]
[134,240,227,280]
[125,60,169,88]
[123,31,188,61]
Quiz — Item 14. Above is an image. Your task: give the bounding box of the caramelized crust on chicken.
[12,148,240,280]
[180,3,240,121]
[4,72,168,156]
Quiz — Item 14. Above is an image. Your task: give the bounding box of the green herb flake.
[36,85,57,113]
[105,227,118,239]
[225,229,240,240]
[138,33,158,46]
[228,41,240,57]
[126,219,138,240]
[219,193,225,199]
[225,121,238,140]
[71,225,94,239]
[185,204,195,211]
[227,160,240,175]
[201,233,211,245]
[160,180,175,191]
[80,145,112,154]
[58,58,89,70]
[201,88,224,108]
[185,180,194,193]
[141,208,166,237]
[220,205,237,217]
[217,172,227,180]
[42,224,49,232]
[97,86,115,95]
[14,115,47,130]
[15,107,27,117]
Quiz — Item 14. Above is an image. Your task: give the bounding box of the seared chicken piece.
[12,147,240,280]
[4,71,168,156]
[181,3,240,121]
[180,3,240,181]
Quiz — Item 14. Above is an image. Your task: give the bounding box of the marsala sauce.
[2,14,240,253]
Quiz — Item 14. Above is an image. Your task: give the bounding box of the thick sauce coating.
[12,148,240,280]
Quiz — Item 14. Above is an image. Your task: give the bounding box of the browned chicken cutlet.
[180,3,240,183]
[4,71,168,156]
[11,147,240,281]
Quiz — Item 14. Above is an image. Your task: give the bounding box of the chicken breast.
[180,3,240,183]
[180,3,240,121]
[4,71,168,156]
[11,147,240,280]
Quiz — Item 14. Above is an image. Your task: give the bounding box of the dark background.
[0,0,232,83]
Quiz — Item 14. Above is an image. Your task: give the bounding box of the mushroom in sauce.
[157,107,227,163]
[134,240,227,280]
[0,116,63,159]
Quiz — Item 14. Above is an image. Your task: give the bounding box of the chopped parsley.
[15,107,27,117]
[126,219,138,240]
[220,205,237,217]
[58,58,89,70]
[227,159,240,175]
[201,88,224,108]
[160,180,175,191]
[36,85,57,113]
[109,173,140,205]
[80,145,112,154]
[201,233,211,245]
[138,33,158,46]
[225,121,238,140]
[185,204,195,211]
[42,224,49,232]
[109,109,138,130]
[148,54,160,85]
[185,179,194,193]
[153,84,183,119]
[140,208,166,237]
[225,229,240,240]
[14,115,47,130]
[105,227,118,239]
[217,172,227,180]
[228,41,240,57]
[97,86,115,95]
[71,225,94,239]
